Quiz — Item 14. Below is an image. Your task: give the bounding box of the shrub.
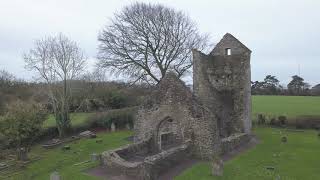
[269,117,277,126]
[281,136,287,143]
[278,116,287,126]
[295,116,320,129]
[257,114,266,125]
[0,101,46,160]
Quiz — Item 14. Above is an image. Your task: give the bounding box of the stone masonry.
[101,33,252,180]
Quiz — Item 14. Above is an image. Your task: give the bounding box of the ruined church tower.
[193,33,252,138]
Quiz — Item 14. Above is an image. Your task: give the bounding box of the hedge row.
[38,107,138,140]
[255,114,320,129]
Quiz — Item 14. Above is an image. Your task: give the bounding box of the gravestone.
[62,145,70,151]
[96,139,103,143]
[79,130,96,138]
[50,171,61,180]
[91,153,101,162]
[111,123,116,132]
[17,147,28,161]
[125,123,131,130]
[211,157,224,176]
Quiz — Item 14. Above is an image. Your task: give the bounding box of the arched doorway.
[156,117,182,151]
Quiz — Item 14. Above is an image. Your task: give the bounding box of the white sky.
[0,0,319,85]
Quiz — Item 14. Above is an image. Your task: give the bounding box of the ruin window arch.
[225,48,231,55]
[156,117,181,151]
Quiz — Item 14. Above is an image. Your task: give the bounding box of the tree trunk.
[56,110,72,138]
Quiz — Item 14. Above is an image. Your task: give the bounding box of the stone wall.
[101,140,192,180]
[102,33,253,179]
[221,133,250,154]
[134,72,220,159]
[193,33,252,138]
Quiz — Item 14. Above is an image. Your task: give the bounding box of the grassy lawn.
[44,113,93,128]
[252,95,320,119]
[176,127,320,180]
[10,95,317,180]
[2,131,133,180]
[43,96,320,128]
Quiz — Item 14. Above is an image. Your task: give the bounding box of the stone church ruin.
[101,33,252,179]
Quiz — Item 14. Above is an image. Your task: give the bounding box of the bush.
[257,114,266,125]
[269,117,277,126]
[0,101,46,159]
[295,116,320,129]
[87,107,137,130]
[38,127,59,141]
[278,116,287,126]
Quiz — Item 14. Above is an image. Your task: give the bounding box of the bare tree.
[0,69,15,86]
[97,2,210,84]
[24,33,86,137]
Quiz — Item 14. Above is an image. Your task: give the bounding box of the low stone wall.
[101,140,151,177]
[142,141,191,179]
[101,140,191,180]
[221,133,250,154]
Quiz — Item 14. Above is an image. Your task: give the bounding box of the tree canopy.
[97,2,209,84]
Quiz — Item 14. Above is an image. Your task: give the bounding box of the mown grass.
[14,95,317,180]
[44,113,93,128]
[43,96,320,128]
[2,131,133,180]
[252,95,320,119]
[176,127,320,180]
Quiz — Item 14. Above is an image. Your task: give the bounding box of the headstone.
[266,166,275,170]
[125,123,131,130]
[62,145,70,151]
[90,134,97,139]
[96,139,103,143]
[52,139,60,143]
[17,147,28,161]
[91,153,101,162]
[50,171,61,180]
[211,158,223,176]
[111,122,116,132]
[79,130,96,138]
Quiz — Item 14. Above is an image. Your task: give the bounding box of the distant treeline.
[0,69,152,115]
[251,75,320,96]
[1,70,319,116]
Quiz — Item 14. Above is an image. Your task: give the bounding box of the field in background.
[176,127,320,180]
[4,95,320,179]
[44,113,93,128]
[43,96,320,128]
[252,95,320,119]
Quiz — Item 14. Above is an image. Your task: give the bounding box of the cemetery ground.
[1,95,320,179]
[1,131,133,180]
[2,127,320,180]
[176,127,320,180]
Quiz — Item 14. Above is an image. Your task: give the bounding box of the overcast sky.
[0,0,319,85]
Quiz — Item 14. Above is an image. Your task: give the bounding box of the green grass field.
[252,95,320,119]
[44,113,93,128]
[176,127,320,180]
[2,131,133,180]
[43,96,320,128]
[7,95,317,180]
[3,127,320,180]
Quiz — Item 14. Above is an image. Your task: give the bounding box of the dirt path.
[87,135,259,180]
